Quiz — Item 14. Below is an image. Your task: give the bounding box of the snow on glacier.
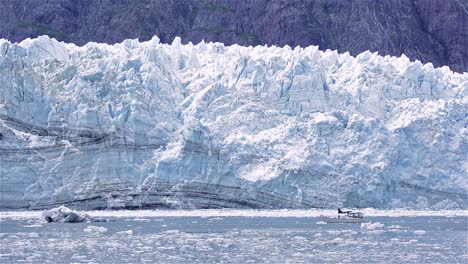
[0,35,466,209]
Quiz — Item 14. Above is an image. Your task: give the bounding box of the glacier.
[0,35,467,210]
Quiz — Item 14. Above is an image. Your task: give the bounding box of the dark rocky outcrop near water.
[0,0,466,72]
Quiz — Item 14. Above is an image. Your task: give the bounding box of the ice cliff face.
[1,36,467,209]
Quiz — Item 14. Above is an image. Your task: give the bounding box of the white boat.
[320,208,364,224]
[319,173,365,224]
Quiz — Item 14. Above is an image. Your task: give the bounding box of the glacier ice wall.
[0,36,467,209]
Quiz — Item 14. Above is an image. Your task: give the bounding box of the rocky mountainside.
[0,0,466,72]
[1,36,466,209]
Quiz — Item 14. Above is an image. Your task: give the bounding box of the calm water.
[1,214,467,263]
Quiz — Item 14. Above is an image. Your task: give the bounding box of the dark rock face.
[0,0,466,72]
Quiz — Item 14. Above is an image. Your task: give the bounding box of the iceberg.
[0,36,467,209]
[42,206,109,223]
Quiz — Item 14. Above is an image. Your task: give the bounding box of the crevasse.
[0,35,466,209]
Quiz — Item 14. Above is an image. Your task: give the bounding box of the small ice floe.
[327,230,349,236]
[292,236,307,242]
[314,233,323,238]
[162,230,180,234]
[83,225,108,234]
[388,229,403,233]
[23,224,43,228]
[360,221,384,230]
[316,221,327,225]
[208,217,223,221]
[133,218,151,222]
[330,237,344,244]
[413,230,426,235]
[27,232,40,238]
[115,230,134,235]
[42,206,112,223]
[366,230,385,235]
[179,245,193,254]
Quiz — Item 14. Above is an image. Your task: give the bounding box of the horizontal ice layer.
[0,36,467,209]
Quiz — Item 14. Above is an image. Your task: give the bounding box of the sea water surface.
[1,210,467,263]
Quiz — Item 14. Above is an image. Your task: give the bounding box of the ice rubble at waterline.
[0,35,466,209]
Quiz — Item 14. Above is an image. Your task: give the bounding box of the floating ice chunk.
[162,230,180,234]
[361,221,384,230]
[292,236,308,242]
[83,225,108,234]
[42,206,89,223]
[366,230,385,235]
[133,218,151,222]
[388,229,404,233]
[179,245,193,254]
[42,206,111,223]
[208,217,223,221]
[23,224,43,228]
[413,230,426,235]
[27,232,40,238]
[316,221,327,225]
[331,237,344,243]
[115,230,134,235]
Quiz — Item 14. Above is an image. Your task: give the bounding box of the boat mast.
[338,172,341,209]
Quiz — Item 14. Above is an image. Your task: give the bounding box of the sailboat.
[321,207,364,223]
[319,174,364,224]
